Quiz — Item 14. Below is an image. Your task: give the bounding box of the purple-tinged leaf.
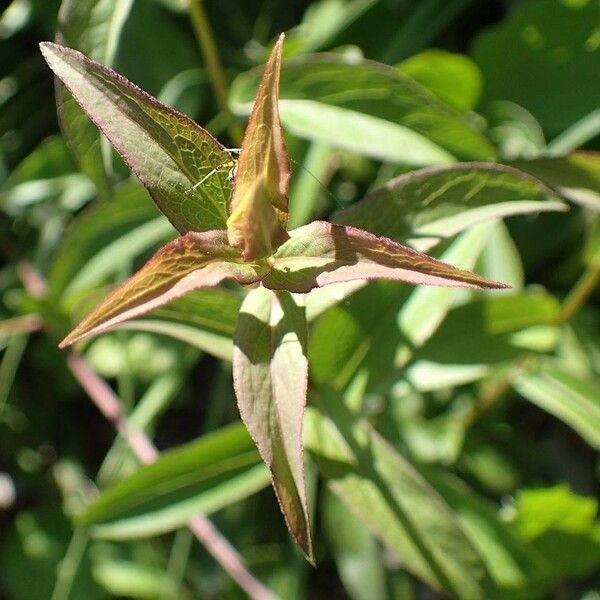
[59,231,268,348]
[227,34,291,261]
[40,42,233,233]
[262,221,508,293]
[233,288,313,561]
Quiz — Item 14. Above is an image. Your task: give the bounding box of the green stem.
[162,529,193,600]
[189,0,242,145]
[557,261,600,324]
[51,528,88,600]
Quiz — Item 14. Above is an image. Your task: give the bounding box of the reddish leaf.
[262,221,508,293]
[227,34,291,261]
[59,231,268,347]
[233,288,313,561]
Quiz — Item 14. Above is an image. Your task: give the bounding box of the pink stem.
[67,352,279,600]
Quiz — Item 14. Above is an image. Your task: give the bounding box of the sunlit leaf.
[231,53,496,164]
[334,163,566,251]
[59,231,268,347]
[79,424,269,540]
[40,42,233,233]
[233,287,313,560]
[227,34,290,261]
[262,221,507,293]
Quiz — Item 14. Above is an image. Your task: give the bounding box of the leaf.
[305,397,495,597]
[472,0,600,135]
[513,358,600,449]
[322,490,387,600]
[397,49,483,112]
[40,42,233,233]
[59,231,268,347]
[512,485,600,579]
[55,0,135,199]
[227,34,290,261]
[334,163,567,251]
[262,221,507,294]
[509,152,600,209]
[49,182,171,300]
[233,287,313,560]
[79,423,270,539]
[115,289,242,361]
[230,52,496,164]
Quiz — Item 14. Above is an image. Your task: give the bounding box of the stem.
[51,528,88,600]
[189,0,243,145]
[556,262,600,324]
[66,352,279,600]
[162,529,193,600]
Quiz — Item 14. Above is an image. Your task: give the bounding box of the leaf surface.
[233,287,313,560]
[227,34,290,260]
[59,231,268,347]
[79,423,270,539]
[40,42,233,233]
[305,398,494,597]
[334,163,566,250]
[231,53,496,164]
[262,221,507,293]
[513,359,600,449]
[56,0,134,198]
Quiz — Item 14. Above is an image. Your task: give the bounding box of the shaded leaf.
[513,359,600,449]
[227,34,290,261]
[510,152,600,209]
[334,163,566,251]
[262,221,507,293]
[40,42,233,233]
[231,53,496,164]
[233,287,313,560]
[79,424,269,539]
[59,231,268,347]
[305,397,494,597]
[55,0,134,199]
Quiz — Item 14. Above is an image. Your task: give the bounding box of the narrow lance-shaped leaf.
[40,42,233,233]
[262,221,508,293]
[233,287,313,561]
[227,34,291,261]
[59,231,269,348]
[55,0,135,199]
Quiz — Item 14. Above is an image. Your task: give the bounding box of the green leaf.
[334,163,566,250]
[513,359,600,449]
[473,0,600,135]
[115,289,242,361]
[40,42,233,233]
[230,53,496,164]
[227,34,290,261]
[55,0,134,199]
[512,485,600,579]
[397,49,483,112]
[305,397,495,597]
[49,182,171,300]
[79,423,270,539]
[322,490,387,600]
[59,231,268,347]
[262,221,507,293]
[233,287,313,561]
[509,152,600,209]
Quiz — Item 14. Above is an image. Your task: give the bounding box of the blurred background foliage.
[1,0,599,598]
